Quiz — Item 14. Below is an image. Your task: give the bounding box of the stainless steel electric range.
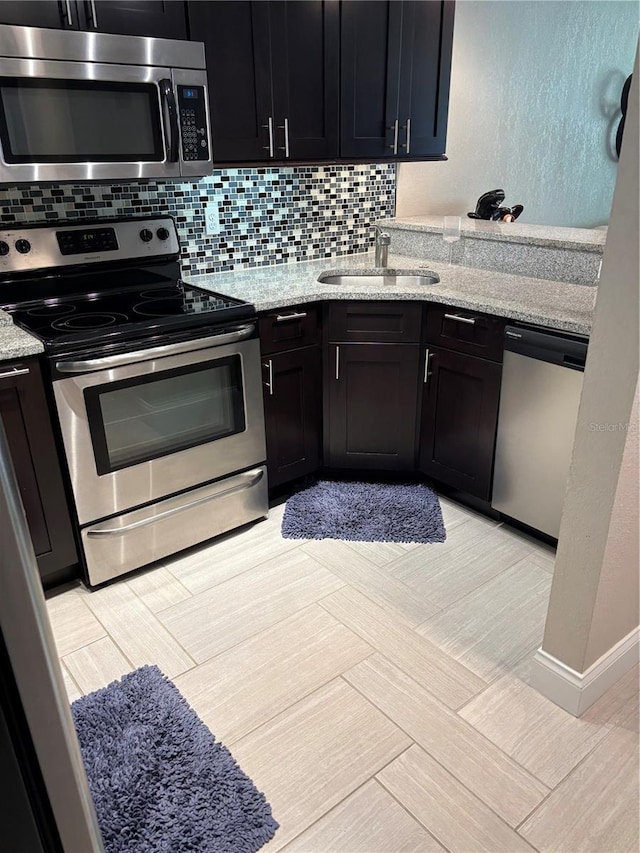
[0,216,268,587]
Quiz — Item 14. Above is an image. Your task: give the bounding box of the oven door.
[0,54,210,182]
[52,325,266,525]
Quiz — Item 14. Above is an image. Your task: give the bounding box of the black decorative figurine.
[468,189,524,222]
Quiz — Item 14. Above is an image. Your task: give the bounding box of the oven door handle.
[55,324,256,374]
[160,78,179,163]
[85,468,265,537]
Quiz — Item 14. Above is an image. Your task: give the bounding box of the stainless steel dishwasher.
[492,324,588,539]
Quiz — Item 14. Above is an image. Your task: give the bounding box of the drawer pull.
[444,313,476,325]
[0,367,30,380]
[263,359,274,396]
[275,311,307,323]
[335,345,340,380]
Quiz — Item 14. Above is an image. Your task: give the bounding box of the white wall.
[537,47,639,689]
[396,0,639,227]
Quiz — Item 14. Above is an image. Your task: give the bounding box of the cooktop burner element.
[0,216,256,355]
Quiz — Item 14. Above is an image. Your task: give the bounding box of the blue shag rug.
[71,665,278,853]
[281,480,446,544]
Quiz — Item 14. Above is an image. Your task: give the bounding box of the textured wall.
[0,164,396,276]
[396,1,639,227]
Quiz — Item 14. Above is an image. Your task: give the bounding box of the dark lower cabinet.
[262,347,321,488]
[419,346,502,499]
[0,358,78,587]
[326,342,420,470]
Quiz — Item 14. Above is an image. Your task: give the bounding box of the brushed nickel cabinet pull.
[402,118,411,154]
[275,311,307,322]
[335,345,340,380]
[263,359,273,395]
[0,367,30,380]
[388,119,399,155]
[444,313,476,325]
[89,0,98,27]
[277,118,290,158]
[423,348,431,383]
[262,117,274,157]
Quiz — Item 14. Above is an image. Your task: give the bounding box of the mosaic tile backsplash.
[0,164,396,276]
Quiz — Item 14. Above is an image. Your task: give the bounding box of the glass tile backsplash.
[0,164,396,276]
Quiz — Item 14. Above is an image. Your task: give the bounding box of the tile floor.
[46,495,639,852]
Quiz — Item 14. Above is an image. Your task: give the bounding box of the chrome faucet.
[373,225,391,268]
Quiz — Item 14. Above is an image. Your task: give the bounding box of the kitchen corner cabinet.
[340,0,455,159]
[189,0,339,163]
[419,307,505,499]
[325,302,422,471]
[259,307,322,489]
[0,358,78,588]
[0,1,187,38]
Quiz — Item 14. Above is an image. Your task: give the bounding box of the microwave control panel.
[178,86,210,162]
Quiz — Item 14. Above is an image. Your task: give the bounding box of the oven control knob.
[156,227,170,241]
[139,229,154,243]
[0,241,9,256]
[15,239,31,254]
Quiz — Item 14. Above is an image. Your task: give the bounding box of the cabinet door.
[340,0,402,159]
[270,1,339,161]
[87,1,187,38]
[0,1,73,28]
[327,343,420,470]
[396,0,454,157]
[188,0,273,163]
[262,347,321,488]
[419,347,501,499]
[0,360,77,587]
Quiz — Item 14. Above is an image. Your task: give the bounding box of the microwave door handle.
[159,79,179,163]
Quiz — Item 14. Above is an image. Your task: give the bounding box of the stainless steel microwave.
[0,25,213,183]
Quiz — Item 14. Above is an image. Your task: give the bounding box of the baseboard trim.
[530,627,640,716]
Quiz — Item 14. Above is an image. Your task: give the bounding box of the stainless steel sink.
[318,272,440,286]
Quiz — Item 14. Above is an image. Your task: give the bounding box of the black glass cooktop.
[6,280,255,352]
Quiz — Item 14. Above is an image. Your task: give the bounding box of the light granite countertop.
[0,249,596,362]
[378,216,607,253]
[187,251,596,335]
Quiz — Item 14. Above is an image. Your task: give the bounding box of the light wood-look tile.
[126,566,192,613]
[438,495,493,530]
[520,716,639,852]
[392,522,534,610]
[60,663,82,703]
[301,539,440,625]
[174,605,371,744]
[417,557,552,681]
[377,745,535,853]
[78,582,194,678]
[344,655,549,826]
[160,549,344,663]
[342,540,422,568]
[167,507,299,594]
[45,589,106,657]
[63,636,132,695]
[459,667,612,788]
[582,663,640,728]
[231,679,412,851]
[282,779,444,852]
[320,586,486,709]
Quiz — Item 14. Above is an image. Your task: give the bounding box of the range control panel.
[0,217,180,275]
[178,85,210,162]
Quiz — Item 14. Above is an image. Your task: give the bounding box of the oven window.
[84,357,246,474]
[0,78,163,163]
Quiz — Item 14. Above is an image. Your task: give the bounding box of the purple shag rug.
[281,480,446,544]
[71,665,278,853]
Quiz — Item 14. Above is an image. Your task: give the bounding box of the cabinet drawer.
[425,306,506,362]
[327,301,422,342]
[259,305,320,354]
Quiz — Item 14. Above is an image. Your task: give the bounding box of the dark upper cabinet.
[84,2,188,39]
[341,0,454,159]
[419,346,502,499]
[0,358,78,588]
[0,1,76,28]
[0,1,187,38]
[188,0,339,164]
